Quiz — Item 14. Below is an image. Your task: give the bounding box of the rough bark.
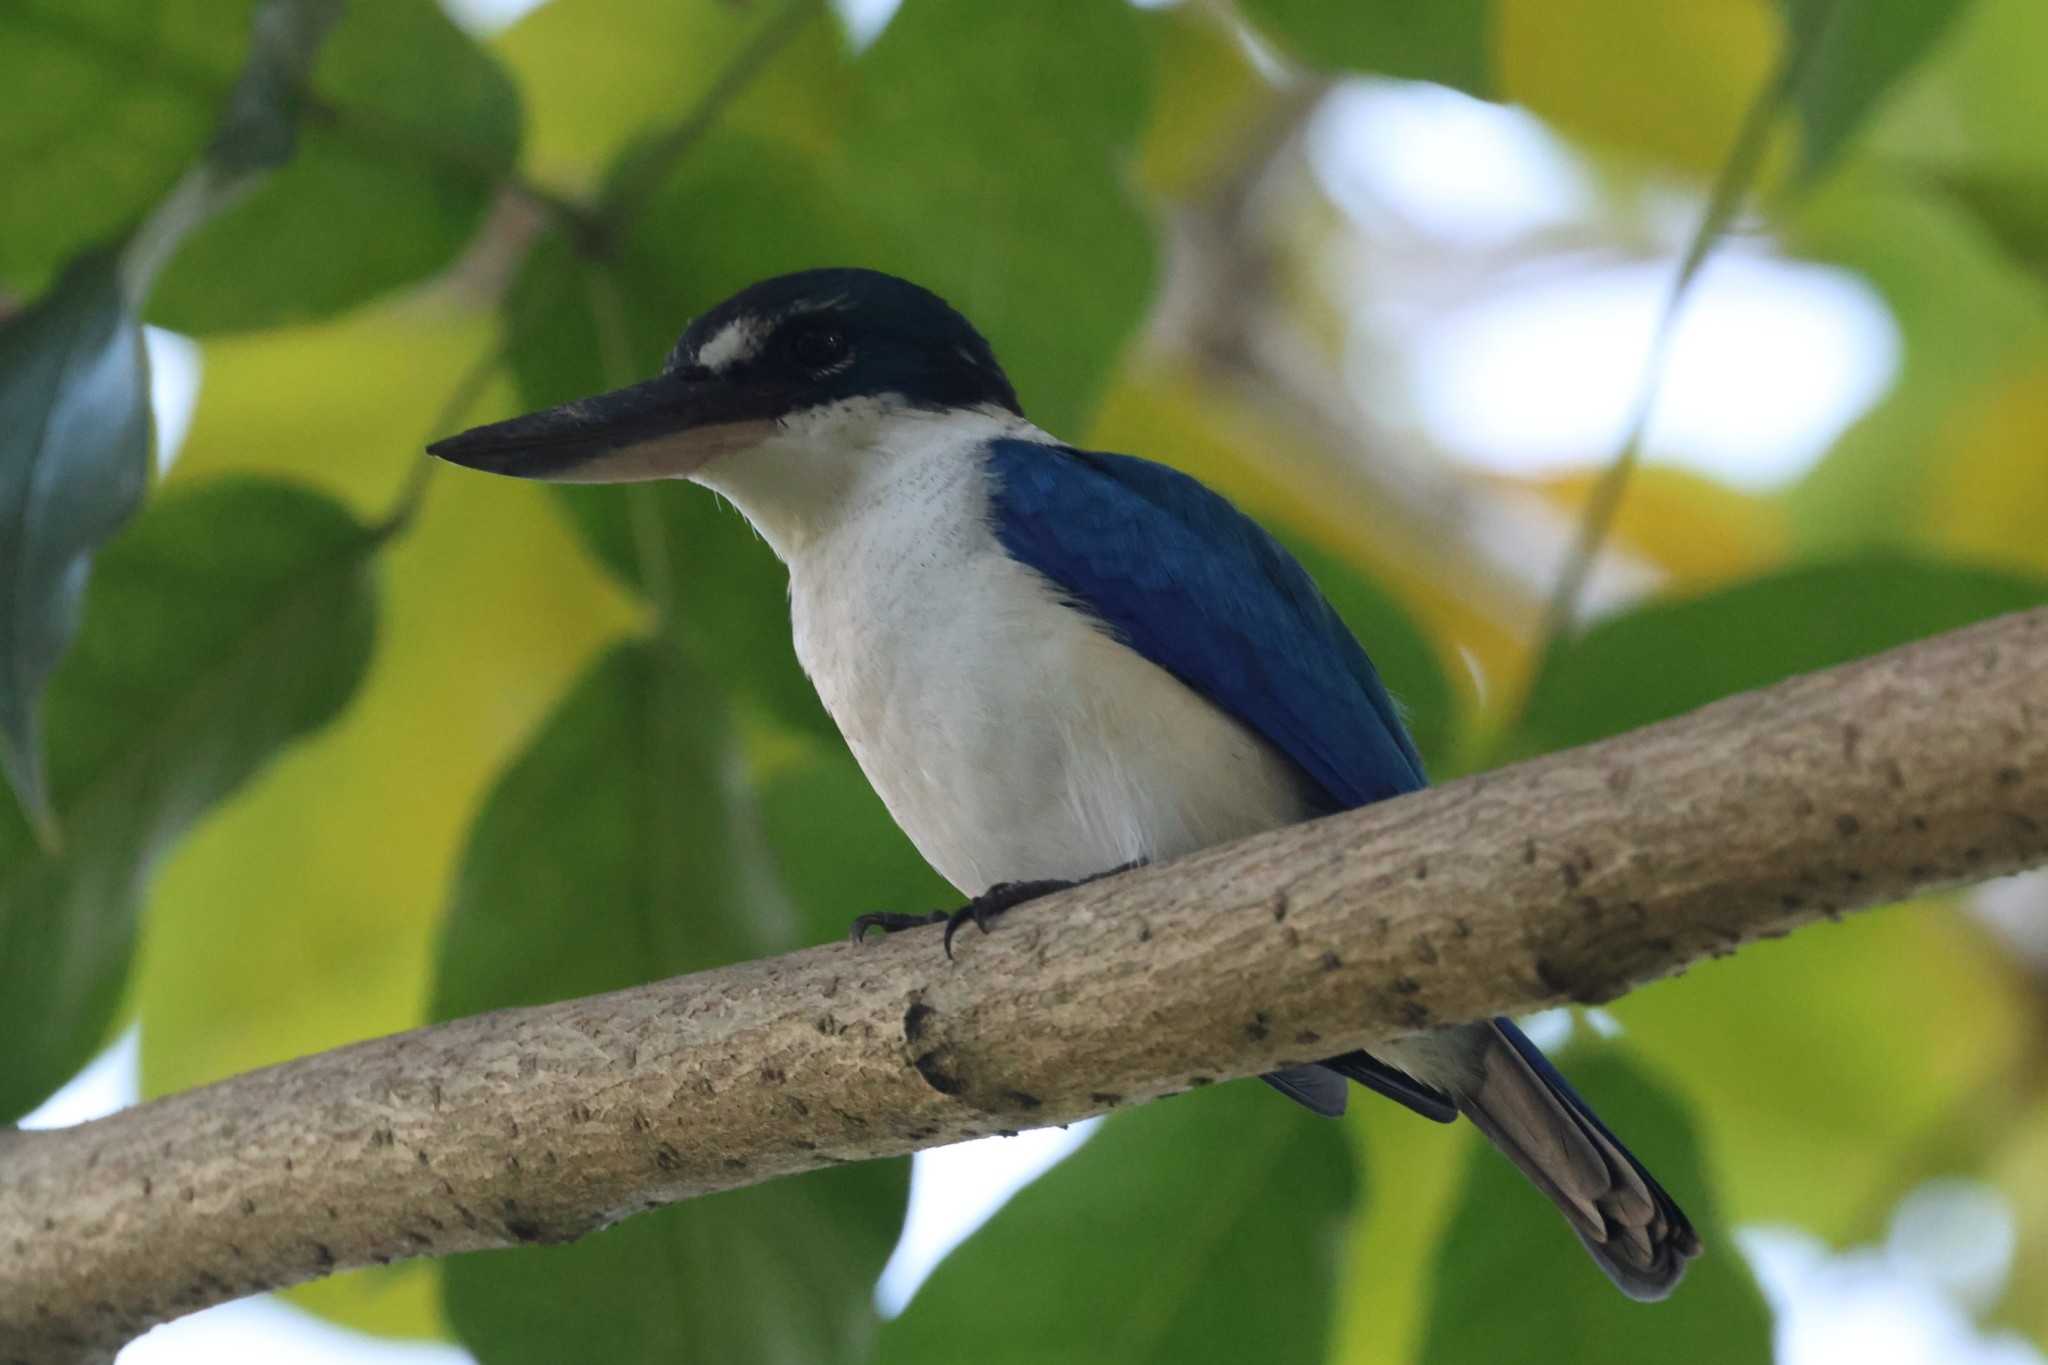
[4,606,2046,1363]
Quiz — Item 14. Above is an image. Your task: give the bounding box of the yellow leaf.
[1134,4,1275,199]
[1989,1090,2048,1345]
[1497,0,1793,180]
[1519,464,1789,588]
[1924,355,2048,573]
[1332,1106,1470,1365]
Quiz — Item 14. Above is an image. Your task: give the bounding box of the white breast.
[781,427,1323,896]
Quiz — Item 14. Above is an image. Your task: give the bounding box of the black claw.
[848,910,948,944]
[852,862,1149,958]
[939,905,989,960]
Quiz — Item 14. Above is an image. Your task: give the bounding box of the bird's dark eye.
[787,323,850,373]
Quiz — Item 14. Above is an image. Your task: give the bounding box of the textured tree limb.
[5,607,2046,1363]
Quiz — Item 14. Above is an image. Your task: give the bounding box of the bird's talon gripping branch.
[938,898,998,958]
[850,878,1091,956]
[847,910,950,944]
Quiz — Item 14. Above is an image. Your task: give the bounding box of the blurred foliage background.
[4,0,2047,1362]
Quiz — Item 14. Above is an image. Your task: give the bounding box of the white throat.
[688,401,1038,562]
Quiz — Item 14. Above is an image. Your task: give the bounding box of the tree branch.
[6,607,2046,1362]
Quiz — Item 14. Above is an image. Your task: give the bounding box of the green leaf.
[558,483,837,740]
[147,0,520,332]
[1929,167,2048,281]
[0,253,152,830]
[881,1082,1356,1364]
[1779,0,1975,178]
[431,641,907,1363]
[0,0,246,294]
[0,477,379,1120]
[1238,0,1493,98]
[755,741,954,932]
[1419,1047,1771,1363]
[431,642,760,1017]
[1518,554,2048,755]
[443,1168,905,1365]
[1610,898,2028,1236]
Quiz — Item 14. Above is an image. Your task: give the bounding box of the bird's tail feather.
[1457,1018,1700,1301]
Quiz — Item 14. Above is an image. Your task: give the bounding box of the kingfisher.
[430,267,1699,1299]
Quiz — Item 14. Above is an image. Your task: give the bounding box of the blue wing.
[984,439,1425,810]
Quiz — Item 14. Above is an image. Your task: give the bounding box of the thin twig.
[1524,3,1839,687]
[597,0,823,233]
[376,340,506,538]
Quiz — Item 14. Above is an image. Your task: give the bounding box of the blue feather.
[984,439,1426,810]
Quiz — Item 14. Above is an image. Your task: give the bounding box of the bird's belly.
[795,550,1323,895]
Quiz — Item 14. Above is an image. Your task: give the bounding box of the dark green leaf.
[431,641,907,1364]
[1277,532,1457,773]
[1779,0,1975,178]
[431,642,758,1018]
[1238,0,1493,97]
[443,1170,904,1365]
[1420,1047,1771,1363]
[0,253,152,829]
[1928,166,2048,281]
[148,0,520,332]
[1518,555,2048,755]
[758,742,955,945]
[563,483,838,739]
[0,477,379,1120]
[880,1083,1356,1364]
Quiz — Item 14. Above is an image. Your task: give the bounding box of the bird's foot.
[848,862,1145,959]
[846,910,950,943]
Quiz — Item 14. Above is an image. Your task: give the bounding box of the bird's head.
[429,268,1022,544]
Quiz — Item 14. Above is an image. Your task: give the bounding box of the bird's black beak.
[427,372,777,483]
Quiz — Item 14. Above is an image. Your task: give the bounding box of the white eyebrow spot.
[697,317,764,373]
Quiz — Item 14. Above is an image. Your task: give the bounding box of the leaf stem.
[377,341,505,539]
[596,0,823,234]
[1522,3,1838,695]
[117,0,348,303]
[581,266,680,623]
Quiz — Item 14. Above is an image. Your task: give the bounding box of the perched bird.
[430,268,1700,1299]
